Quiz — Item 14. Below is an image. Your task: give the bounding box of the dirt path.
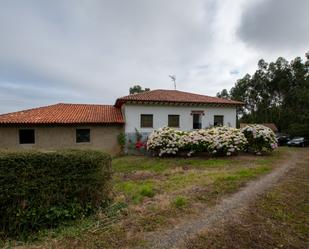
[143,150,303,249]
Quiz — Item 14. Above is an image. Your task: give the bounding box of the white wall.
[124,104,237,133]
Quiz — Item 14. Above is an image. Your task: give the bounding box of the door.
[193,113,202,129]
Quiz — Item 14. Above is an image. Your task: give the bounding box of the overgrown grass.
[115,181,155,203]
[112,148,285,174]
[172,196,188,209]
[113,156,242,173]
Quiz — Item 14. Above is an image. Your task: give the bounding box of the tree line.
[217,53,309,136]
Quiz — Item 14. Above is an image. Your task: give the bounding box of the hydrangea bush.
[179,129,212,156]
[147,126,248,157]
[206,127,248,156]
[146,127,187,156]
[241,124,277,154]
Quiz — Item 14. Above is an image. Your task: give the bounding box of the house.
[0,89,243,154]
[0,104,124,154]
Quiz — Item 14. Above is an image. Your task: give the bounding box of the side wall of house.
[0,125,123,155]
[124,104,237,133]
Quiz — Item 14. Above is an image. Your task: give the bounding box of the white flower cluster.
[241,124,278,153]
[147,126,248,157]
[179,129,212,154]
[206,126,248,156]
[147,127,186,156]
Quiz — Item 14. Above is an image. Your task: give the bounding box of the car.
[276,133,291,146]
[287,137,309,147]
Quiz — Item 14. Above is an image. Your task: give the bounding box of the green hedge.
[0,150,112,238]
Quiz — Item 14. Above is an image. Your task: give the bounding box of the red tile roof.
[0,103,124,125]
[115,89,244,107]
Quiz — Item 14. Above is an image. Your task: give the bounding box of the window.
[193,114,202,129]
[76,129,90,143]
[19,129,35,144]
[168,115,180,127]
[140,114,153,128]
[214,115,224,126]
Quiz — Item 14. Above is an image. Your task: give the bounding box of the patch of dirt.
[121,171,163,181]
[121,167,195,181]
[142,149,305,249]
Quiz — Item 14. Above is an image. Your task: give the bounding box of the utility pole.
[169,75,176,90]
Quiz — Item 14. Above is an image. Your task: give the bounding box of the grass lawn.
[2,147,292,249]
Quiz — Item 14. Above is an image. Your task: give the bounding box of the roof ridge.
[0,103,62,117]
[118,89,160,98]
[0,103,119,117]
[56,103,115,107]
[0,103,124,124]
[115,89,244,107]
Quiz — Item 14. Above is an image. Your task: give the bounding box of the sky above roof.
[1,0,308,113]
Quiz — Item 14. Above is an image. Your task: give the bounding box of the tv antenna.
[169,75,176,90]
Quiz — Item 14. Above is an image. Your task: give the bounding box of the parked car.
[287,137,309,147]
[276,133,291,146]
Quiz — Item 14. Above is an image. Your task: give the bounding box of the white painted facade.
[123,104,237,133]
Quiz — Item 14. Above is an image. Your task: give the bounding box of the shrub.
[241,125,277,154]
[206,127,248,156]
[179,129,212,155]
[147,126,248,157]
[147,127,187,156]
[0,150,112,238]
[117,132,126,151]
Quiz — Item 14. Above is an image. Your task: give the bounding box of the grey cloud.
[0,0,307,114]
[230,69,239,75]
[238,0,309,52]
[0,0,218,113]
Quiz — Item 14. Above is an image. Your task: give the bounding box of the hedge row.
[0,150,112,238]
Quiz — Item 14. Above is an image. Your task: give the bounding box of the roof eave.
[114,99,244,107]
[0,121,125,126]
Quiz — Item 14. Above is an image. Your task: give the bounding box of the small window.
[141,114,153,128]
[193,114,202,129]
[76,129,90,143]
[19,129,35,144]
[168,115,180,127]
[214,115,224,126]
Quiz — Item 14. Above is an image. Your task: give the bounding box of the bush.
[0,150,112,238]
[241,125,277,154]
[117,132,126,153]
[147,126,248,157]
[206,127,248,156]
[179,129,212,155]
[147,127,187,156]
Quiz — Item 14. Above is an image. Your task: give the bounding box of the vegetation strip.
[2,148,289,248]
[186,149,309,249]
[143,149,298,249]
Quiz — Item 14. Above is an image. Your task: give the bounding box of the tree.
[129,85,150,94]
[216,89,230,99]
[221,52,309,135]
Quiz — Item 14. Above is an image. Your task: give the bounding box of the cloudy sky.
[0,0,308,113]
